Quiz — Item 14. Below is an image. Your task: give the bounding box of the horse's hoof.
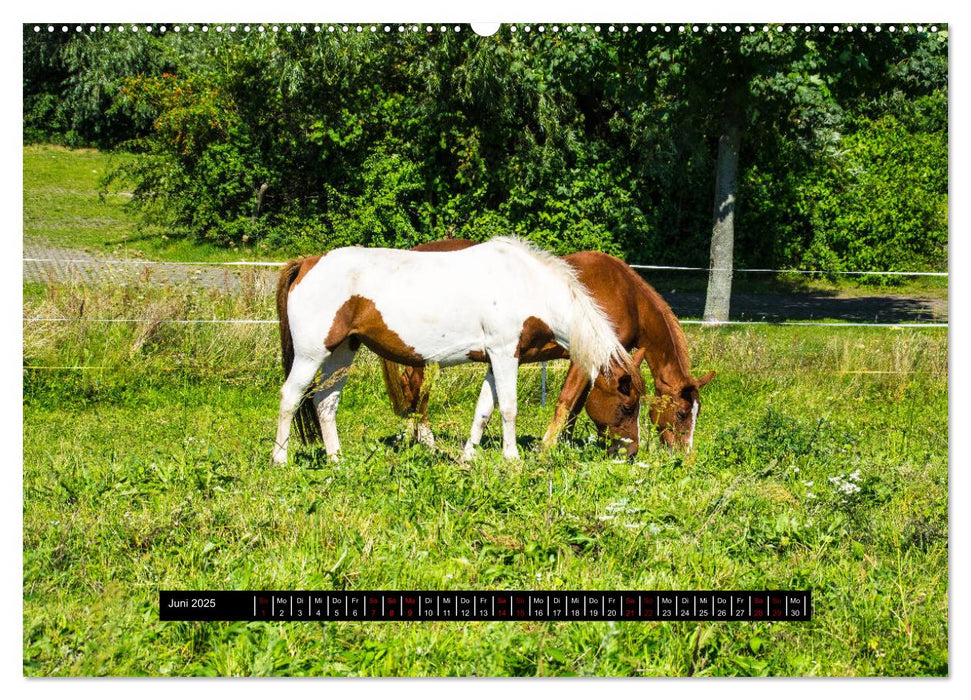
[416,430,436,448]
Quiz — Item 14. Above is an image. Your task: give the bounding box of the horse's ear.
[695,370,716,388]
[632,347,648,366]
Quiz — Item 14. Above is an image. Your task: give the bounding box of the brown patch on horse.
[467,349,489,362]
[288,255,323,291]
[516,316,567,362]
[410,238,477,253]
[324,295,425,366]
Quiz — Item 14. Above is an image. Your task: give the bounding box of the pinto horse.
[273,237,640,464]
[381,240,714,457]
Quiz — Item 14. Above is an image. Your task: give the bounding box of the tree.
[649,25,948,322]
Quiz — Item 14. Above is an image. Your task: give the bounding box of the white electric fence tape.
[24,257,948,277]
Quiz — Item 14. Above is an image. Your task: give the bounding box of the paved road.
[24,243,947,324]
[663,291,947,324]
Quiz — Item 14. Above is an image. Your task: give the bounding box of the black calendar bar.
[159,590,811,622]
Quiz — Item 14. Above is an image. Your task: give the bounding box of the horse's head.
[648,370,716,452]
[584,348,648,460]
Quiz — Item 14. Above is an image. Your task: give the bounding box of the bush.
[802,110,948,275]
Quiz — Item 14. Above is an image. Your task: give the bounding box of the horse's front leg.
[463,369,497,460]
[542,362,591,448]
[489,354,521,460]
[410,367,435,447]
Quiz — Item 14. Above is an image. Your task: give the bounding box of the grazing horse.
[273,237,639,464]
[381,240,714,457]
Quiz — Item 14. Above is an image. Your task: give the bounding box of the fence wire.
[23,253,948,328]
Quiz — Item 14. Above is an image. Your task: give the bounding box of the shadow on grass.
[665,291,946,323]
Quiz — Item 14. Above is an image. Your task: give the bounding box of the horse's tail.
[277,258,322,444]
[380,358,412,416]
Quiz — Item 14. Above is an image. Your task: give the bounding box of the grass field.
[22,278,948,676]
[22,145,949,676]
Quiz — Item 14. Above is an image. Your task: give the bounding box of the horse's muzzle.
[607,436,638,461]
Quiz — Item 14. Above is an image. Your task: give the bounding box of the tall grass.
[23,277,948,677]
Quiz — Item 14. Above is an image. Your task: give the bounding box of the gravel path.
[23,243,279,295]
[23,243,947,324]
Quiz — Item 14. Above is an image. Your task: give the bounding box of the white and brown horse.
[381,240,715,457]
[273,237,639,464]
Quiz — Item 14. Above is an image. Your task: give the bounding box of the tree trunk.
[703,97,742,325]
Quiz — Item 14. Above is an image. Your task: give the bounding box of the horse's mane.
[488,236,584,291]
[486,237,637,382]
[624,264,692,383]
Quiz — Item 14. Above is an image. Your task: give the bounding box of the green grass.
[23,145,278,263]
[22,278,948,676]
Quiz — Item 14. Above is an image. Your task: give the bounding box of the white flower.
[806,492,816,500]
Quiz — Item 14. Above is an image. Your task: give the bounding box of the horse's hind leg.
[273,352,326,465]
[312,340,356,459]
[463,369,497,460]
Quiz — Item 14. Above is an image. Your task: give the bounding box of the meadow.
[22,146,948,676]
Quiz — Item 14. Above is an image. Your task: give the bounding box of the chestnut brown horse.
[381,239,714,457]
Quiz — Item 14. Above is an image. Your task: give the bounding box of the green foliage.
[23,27,168,146]
[24,25,948,274]
[802,109,948,276]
